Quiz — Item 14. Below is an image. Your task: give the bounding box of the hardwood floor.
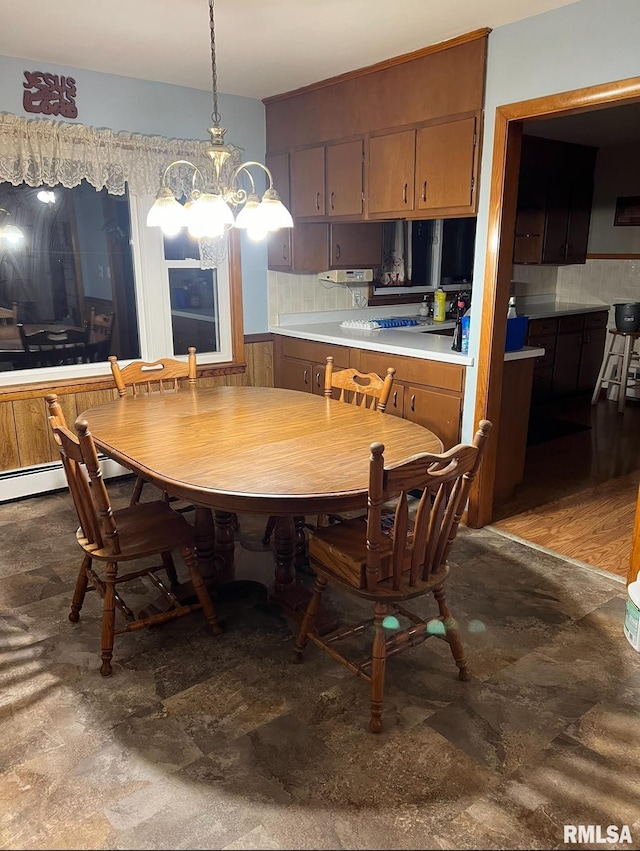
[492,395,640,578]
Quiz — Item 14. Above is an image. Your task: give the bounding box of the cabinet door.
[291,223,329,272]
[278,357,313,393]
[330,223,382,268]
[368,130,416,215]
[578,326,607,391]
[326,140,363,217]
[292,146,325,217]
[386,384,404,418]
[415,116,476,211]
[541,176,570,265]
[404,385,462,449]
[266,153,292,269]
[552,331,582,395]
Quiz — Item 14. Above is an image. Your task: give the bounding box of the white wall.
[465,0,640,440]
[589,143,640,254]
[0,54,270,334]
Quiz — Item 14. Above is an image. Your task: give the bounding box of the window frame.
[0,188,245,387]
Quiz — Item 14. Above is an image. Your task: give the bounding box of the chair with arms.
[294,419,492,733]
[46,393,221,677]
[109,349,198,507]
[261,356,397,555]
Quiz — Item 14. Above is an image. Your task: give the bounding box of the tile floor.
[1,480,639,850]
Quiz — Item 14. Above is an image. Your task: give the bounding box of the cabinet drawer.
[279,336,350,366]
[353,350,464,393]
[528,317,558,337]
[585,311,609,330]
[558,314,585,334]
[527,332,556,353]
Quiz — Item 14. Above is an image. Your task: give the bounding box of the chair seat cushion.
[78,500,195,561]
[309,515,413,589]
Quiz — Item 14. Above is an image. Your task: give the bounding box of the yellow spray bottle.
[433,287,447,322]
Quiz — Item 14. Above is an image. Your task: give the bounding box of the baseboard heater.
[0,458,132,504]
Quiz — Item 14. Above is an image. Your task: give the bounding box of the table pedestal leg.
[268,515,339,635]
[213,510,236,585]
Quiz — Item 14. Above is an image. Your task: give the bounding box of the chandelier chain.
[209,0,221,126]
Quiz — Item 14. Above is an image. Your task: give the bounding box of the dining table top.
[79,385,443,516]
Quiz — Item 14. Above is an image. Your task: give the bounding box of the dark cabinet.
[291,145,325,217]
[526,310,608,401]
[514,136,597,266]
[330,222,382,268]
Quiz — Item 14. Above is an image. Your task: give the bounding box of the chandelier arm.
[230,161,275,192]
[160,160,207,191]
[232,165,257,195]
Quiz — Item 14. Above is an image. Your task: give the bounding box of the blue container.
[505,316,528,351]
[461,315,470,355]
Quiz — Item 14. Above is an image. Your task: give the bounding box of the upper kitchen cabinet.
[264,29,488,220]
[513,135,597,265]
[367,114,479,218]
[415,116,477,212]
[266,152,293,268]
[291,139,364,219]
[368,130,416,215]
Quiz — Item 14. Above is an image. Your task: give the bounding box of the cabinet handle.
[330,191,335,210]
[421,180,427,202]
[393,391,398,408]
[403,183,408,204]
[335,243,341,260]
[315,370,322,387]
[282,243,288,261]
[303,368,309,385]
[410,394,416,412]
[315,192,320,210]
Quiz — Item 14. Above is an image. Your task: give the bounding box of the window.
[0,183,238,385]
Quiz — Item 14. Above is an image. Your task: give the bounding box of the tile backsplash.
[512,259,640,324]
[268,271,368,327]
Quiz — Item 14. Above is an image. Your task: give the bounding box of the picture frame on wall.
[614,196,640,226]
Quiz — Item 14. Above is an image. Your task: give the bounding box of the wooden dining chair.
[46,393,221,677]
[84,309,115,362]
[18,324,89,367]
[262,357,397,555]
[109,349,198,507]
[294,419,492,733]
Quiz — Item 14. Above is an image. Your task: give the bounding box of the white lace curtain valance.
[0,112,242,198]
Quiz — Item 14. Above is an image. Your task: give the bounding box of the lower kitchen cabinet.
[274,336,465,449]
[526,310,608,401]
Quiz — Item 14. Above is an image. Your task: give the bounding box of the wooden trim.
[244,332,274,344]
[468,74,640,529]
[228,230,245,367]
[587,253,640,260]
[263,28,491,105]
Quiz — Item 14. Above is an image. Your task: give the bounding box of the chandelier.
[146,0,293,246]
[0,208,24,247]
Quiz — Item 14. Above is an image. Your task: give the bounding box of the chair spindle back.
[365,420,491,592]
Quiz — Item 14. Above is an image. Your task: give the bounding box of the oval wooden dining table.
[79,385,443,625]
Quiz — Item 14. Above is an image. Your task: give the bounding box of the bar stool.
[591,329,640,412]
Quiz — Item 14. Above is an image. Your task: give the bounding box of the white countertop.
[271,320,545,366]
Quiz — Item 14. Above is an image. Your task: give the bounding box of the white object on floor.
[624,580,640,651]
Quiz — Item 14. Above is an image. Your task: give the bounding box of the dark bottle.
[451,296,466,352]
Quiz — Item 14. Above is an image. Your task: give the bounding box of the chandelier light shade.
[0,208,25,247]
[146,0,293,248]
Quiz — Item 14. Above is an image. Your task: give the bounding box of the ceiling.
[525,102,640,147]
[0,0,581,100]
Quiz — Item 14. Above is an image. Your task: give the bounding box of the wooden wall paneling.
[246,341,274,387]
[0,401,20,471]
[13,398,51,467]
[75,389,117,420]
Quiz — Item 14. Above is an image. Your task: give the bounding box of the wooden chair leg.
[294,575,328,661]
[129,476,145,507]
[69,554,90,623]
[100,561,118,677]
[161,551,179,587]
[369,602,388,733]
[433,584,470,681]
[618,333,634,414]
[591,330,614,405]
[182,546,222,637]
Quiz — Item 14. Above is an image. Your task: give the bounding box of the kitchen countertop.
[515,301,609,320]
[271,319,545,366]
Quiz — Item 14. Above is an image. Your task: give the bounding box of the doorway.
[469,77,640,579]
